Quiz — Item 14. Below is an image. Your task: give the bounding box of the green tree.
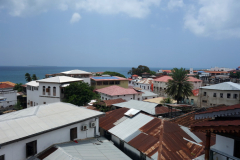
[25,73,32,82]
[128,65,151,76]
[160,97,173,104]
[149,70,156,75]
[103,71,126,78]
[32,74,38,80]
[14,83,23,92]
[14,100,23,110]
[63,81,100,106]
[162,71,167,75]
[165,68,193,104]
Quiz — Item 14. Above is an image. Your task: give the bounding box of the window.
[105,98,107,100]
[70,127,77,141]
[234,94,238,99]
[32,87,33,91]
[227,93,231,98]
[102,97,104,99]
[42,86,45,95]
[34,102,35,106]
[202,100,207,103]
[0,155,4,160]
[43,102,46,104]
[115,81,120,85]
[61,88,64,94]
[213,93,216,97]
[234,140,240,158]
[204,92,207,96]
[26,140,37,158]
[160,87,162,90]
[97,81,102,85]
[53,87,56,96]
[103,81,108,85]
[220,93,223,98]
[47,86,51,95]
[148,86,149,89]
[144,86,145,89]
[31,101,33,106]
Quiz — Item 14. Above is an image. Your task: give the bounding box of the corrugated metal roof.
[0,102,104,145]
[38,137,131,160]
[99,108,129,131]
[124,108,140,117]
[109,113,154,142]
[113,100,158,115]
[180,125,202,143]
[61,69,92,75]
[142,90,158,97]
[200,82,240,90]
[26,81,39,87]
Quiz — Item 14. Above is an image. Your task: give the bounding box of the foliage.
[32,74,38,80]
[95,73,102,76]
[93,100,111,112]
[193,74,200,79]
[14,83,23,92]
[230,72,240,78]
[149,70,156,75]
[165,68,193,104]
[25,73,32,82]
[128,65,151,76]
[14,100,23,110]
[103,71,126,78]
[160,97,173,104]
[63,81,100,106]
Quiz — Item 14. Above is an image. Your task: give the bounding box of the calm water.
[0,66,165,84]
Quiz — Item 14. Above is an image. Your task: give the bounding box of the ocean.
[0,66,165,84]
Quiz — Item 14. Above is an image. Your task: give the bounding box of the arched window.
[53,87,56,96]
[47,86,51,95]
[43,86,45,95]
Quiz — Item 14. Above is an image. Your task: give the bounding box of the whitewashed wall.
[27,86,39,107]
[0,90,17,108]
[0,118,98,160]
[100,93,142,101]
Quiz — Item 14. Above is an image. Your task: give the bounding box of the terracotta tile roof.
[86,106,100,111]
[96,85,139,96]
[169,111,211,128]
[195,104,240,115]
[128,78,132,81]
[0,81,16,87]
[162,70,172,73]
[154,76,172,82]
[192,89,199,96]
[103,98,126,107]
[155,106,180,115]
[99,108,129,130]
[0,83,14,89]
[187,76,202,82]
[132,75,138,77]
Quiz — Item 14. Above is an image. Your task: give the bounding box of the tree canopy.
[25,73,38,82]
[32,74,38,80]
[128,65,153,76]
[103,71,126,78]
[160,97,173,104]
[63,81,100,106]
[230,72,240,78]
[165,68,193,103]
[14,83,23,92]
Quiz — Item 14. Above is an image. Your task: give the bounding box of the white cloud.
[184,0,240,38]
[0,0,161,18]
[70,12,81,23]
[167,0,184,10]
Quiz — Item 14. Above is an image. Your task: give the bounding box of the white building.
[199,82,240,107]
[0,83,17,108]
[26,76,83,107]
[45,69,92,84]
[131,78,153,91]
[0,102,104,160]
[95,85,142,101]
[208,67,234,72]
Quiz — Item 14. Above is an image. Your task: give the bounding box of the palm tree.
[165,68,193,104]
[25,73,32,82]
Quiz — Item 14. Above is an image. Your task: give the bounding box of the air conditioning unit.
[81,124,88,131]
[90,122,96,128]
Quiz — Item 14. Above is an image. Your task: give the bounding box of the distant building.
[208,66,234,72]
[91,75,129,89]
[26,76,83,107]
[45,69,92,84]
[95,85,142,101]
[141,72,151,78]
[0,82,17,108]
[199,82,240,107]
[0,102,104,160]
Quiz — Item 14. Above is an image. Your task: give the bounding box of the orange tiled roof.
[0,81,16,87]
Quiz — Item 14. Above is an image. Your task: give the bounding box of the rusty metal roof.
[155,106,181,115]
[99,108,129,130]
[103,98,126,107]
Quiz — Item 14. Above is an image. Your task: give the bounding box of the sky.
[0,0,240,68]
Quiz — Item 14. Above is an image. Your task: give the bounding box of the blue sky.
[0,0,240,68]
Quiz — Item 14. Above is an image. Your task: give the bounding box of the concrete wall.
[134,83,151,91]
[100,93,142,101]
[199,88,240,107]
[153,81,168,97]
[0,118,98,160]
[0,90,17,108]
[92,80,129,89]
[27,86,40,107]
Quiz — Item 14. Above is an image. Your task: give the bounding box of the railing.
[210,148,240,160]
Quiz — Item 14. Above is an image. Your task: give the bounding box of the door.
[133,94,135,100]
[70,127,77,141]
